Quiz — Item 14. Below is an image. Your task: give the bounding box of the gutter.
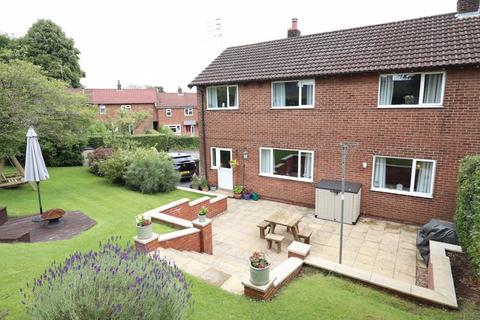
[199,87,208,182]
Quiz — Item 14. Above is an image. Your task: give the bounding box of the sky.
[0,0,455,93]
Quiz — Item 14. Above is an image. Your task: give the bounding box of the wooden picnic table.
[264,211,303,241]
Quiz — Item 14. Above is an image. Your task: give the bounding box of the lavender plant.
[21,237,192,320]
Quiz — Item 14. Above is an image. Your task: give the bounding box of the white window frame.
[206,85,239,110]
[210,147,218,169]
[184,107,193,116]
[371,155,436,198]
[259,147,314,182]
[271,79,315,109]
[166,108,172,117]
[99,104,106,115]
[167,124,181,135]
[377,71,446,108]
[120,104,132,112]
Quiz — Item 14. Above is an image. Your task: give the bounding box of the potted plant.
[251,192,260,201]
[198,206,208,223]
[200,176,209,192]
[191,175,199,190]
[249,251,270,286]
[242,188,252,200]
[233,185,244,199]
[136,214,152,240]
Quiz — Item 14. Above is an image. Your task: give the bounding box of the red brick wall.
[157,107,199,136]
[161,197,227,221]
[158,232,202,252]
[198,67,480,224]
[96,103,155,134]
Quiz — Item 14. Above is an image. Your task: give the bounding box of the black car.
[169,152,197,180]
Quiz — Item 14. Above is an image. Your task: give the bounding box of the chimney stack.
[457,0,480,14]
[177,86,183,95]
[117,80,122,90]
[287,18,301,38]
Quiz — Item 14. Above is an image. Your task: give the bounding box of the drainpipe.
[199,87,208,182]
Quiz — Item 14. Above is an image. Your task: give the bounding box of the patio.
[158,198,423,294]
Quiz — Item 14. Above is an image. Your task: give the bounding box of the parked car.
[169,152,196,180]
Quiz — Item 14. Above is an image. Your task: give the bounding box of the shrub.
[87,134,199,152]
[98,149,131,184]
[21,238,192,320]
[454,155,480,276]
[88,147,113,176]
[124,151,180,193]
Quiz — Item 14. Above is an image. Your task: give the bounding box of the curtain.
[373,157,386,188]
[301,82,314,105]
[260,149,272,174]
[301,152,313,179]
[207,87,218,108]
[379,76,394,105]
[423,74,443,104]
[273,83,286,107]
[415,161,433,194]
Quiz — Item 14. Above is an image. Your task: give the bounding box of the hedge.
[454,155,480,276]
[87,134,199,151]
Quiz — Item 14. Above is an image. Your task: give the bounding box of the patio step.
[157,248,246,294]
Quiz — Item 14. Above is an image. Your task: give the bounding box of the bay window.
[372,156,435,197]
[207,85,238,109]
[259,148,314,181]
[272,80,314,108]
[378,72,445,107]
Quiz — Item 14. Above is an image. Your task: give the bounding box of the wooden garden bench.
[257,220,270,239]
[298,227,313,244]
[266,233,284,253]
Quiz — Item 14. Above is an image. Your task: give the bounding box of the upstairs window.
[121,104,132,112]
[207,85,238,109]
[372,156,435,198]
[166,108,172,117]
[184,107,193,116]
[378,72,445,107]
[99,104,106,115]
[272,80,314,108]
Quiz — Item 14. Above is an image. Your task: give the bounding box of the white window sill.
[259,173,313,183]
[371,187,433,199]
[377,105,444,109]
[207,107,238,111]
[271,106,315,110]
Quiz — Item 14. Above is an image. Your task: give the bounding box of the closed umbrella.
[24,127,49,221]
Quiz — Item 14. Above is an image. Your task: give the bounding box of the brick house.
[157,87,198,136]
[81,81,158,134]
[81,82,198,135]
[190,0,480,224]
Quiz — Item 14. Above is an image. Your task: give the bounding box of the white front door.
[217,148,233,190]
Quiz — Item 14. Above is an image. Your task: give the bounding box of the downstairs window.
[260,148,313,181]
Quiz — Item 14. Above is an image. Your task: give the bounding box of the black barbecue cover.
[416,219,458,263]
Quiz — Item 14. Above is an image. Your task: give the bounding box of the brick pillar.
[134,234,159,253]
[192,218,213,254]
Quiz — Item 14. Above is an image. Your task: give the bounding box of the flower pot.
[251,192,260,201]
[198,214,206,223]
[242,192,252,200]
[250,264,270,286]
[202,187,209,192]
[233,193,242,199]
[136,224,153,240]
[210,185,217,191]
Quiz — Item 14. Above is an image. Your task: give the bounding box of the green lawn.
[0,167,478,319]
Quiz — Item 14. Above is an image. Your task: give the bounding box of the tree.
[0,60,95,157]
[20,19,85,88]
[104,110,150,136]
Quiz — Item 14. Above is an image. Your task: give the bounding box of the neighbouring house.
[157,87,198,136]
[79,82,198,135]
[190,0,480,224]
